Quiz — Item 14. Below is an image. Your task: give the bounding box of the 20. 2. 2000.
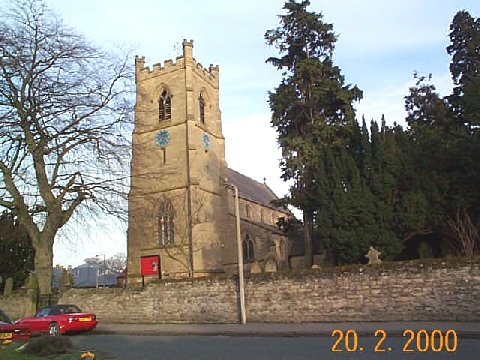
[330,329,458,353]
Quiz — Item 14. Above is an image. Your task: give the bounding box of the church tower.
[127,40,229,282]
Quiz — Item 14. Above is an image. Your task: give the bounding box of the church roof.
[227,168,288,213]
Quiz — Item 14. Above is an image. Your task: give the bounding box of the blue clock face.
[156,130,170,148]
[202,133,210,151]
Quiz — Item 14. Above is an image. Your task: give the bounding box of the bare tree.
[0,0,132,295]
[105,252,126,275]
[447,209,479,257]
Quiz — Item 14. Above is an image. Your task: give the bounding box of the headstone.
[3,277,13,296]
[25,273,38,289]
[365,246,382,265]
[264,258,278,273]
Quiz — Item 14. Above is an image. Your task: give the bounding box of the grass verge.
[0,341,99,360]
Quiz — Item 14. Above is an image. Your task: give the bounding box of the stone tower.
[127,40,229,282]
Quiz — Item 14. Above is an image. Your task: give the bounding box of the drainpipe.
[225,181,246,324]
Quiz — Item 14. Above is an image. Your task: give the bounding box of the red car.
[0,309,30,341]
[16,304,97,336]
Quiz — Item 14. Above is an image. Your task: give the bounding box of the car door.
[24,308,51,332]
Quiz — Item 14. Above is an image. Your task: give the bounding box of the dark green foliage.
[267,5,479,265]
[266,0,362,266]
[0,212,35,292]
[318,9,480,263]
[23,335,73,356]
[446,10,480,218]
[447,10,480,130]
[401,10,480,256]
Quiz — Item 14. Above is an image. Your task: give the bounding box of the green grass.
[0,342,98,360]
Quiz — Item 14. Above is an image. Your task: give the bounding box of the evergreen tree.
[447,10,480,218]
[447,10,480,130]
[402,10,480,255]
[0,212,35,291]
[404,81,450,232]
[265,0,362,267]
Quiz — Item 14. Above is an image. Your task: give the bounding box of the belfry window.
[159,90,171,121]
[157,198,174,246]
[199,93,205,124]
[243,234,254,261]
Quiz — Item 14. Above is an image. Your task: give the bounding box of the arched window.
[243,234,254,261]
[157,198,174,245]
[199,93,205,124]
[159,89,171,121]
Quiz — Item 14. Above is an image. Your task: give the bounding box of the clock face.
[202,133,210,151]
[156,130,170,148]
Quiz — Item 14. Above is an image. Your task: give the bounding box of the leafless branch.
[0,0,134,294]
[447,208,479,256]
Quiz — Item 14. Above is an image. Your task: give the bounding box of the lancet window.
[199,93,205,124]
[159,89,172,121]
[243,234,254,261]
[157,198,175,245]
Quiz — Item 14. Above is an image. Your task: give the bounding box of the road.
[71,334,480,360]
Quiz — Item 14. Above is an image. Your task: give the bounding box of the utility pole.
[224,181,246,324]
[96,254,106,287]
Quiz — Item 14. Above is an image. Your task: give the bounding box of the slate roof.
[227,168,288,213]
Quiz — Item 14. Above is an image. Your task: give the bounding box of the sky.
[14,0,478,267]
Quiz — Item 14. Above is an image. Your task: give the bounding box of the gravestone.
[365,246,382,265]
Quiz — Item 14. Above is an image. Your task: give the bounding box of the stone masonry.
[58,259,480,323]
[127,40,290,283]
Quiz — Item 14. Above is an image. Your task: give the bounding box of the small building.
[71,263,117,288]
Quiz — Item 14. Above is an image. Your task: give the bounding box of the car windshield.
[36,305,83,317]
[36,308,51,317]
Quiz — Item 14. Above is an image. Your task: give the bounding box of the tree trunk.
[34,238,54,295]
[304,210,314,268]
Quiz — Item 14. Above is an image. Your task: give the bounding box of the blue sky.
[34,0,479,266]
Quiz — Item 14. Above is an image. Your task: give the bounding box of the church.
[126,40,291,283]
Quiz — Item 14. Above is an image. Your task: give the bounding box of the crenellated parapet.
[135,40,219,85]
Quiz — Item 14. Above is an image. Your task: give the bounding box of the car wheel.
[48,322,60,336]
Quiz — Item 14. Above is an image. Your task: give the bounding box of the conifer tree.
[447,10,480,131]
[402,10,480,255]
[265,0,362,267]
[447,10,480,218]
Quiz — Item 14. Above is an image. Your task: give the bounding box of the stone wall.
[58,258,480,323]
[61,276,239,323]
[0,289,36,320]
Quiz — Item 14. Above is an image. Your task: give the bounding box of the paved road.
[71,334,480,360]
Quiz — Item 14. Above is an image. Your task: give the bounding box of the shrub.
[23,335,73,356]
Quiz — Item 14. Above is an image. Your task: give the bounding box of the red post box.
[140,255,160,277]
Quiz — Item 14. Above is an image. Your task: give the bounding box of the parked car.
[15,304,97,336]
[0,309,31,341]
